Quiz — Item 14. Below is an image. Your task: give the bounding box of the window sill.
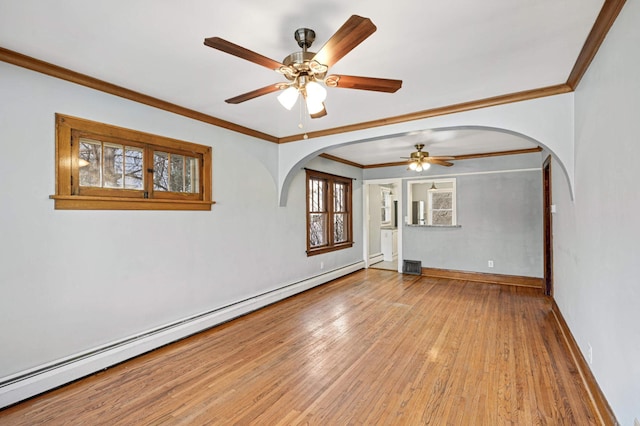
[306,242,354,257]
[406,224,461,228]
[50,195,215,211]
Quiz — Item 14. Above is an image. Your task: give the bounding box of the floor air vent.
[403,260,422,275]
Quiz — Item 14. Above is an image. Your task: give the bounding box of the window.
[381,187,392,225]
[52,114,213,210]
[428,187,454,225]
[306,169,353,256]
[408,179,457,226]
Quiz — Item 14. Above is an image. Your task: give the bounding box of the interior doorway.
[543,156,553,296]
[363,180,402,272]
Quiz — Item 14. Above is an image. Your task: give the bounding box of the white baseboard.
[368,253,384,266]
[0,261,364,409]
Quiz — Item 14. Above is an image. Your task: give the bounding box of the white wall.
[278,96,575,205]
[0,61,363,403]
[553,2,640,424]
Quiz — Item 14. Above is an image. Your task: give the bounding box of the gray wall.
[365,153,543,278]
[402,166,543,277]
[553,2,640,424]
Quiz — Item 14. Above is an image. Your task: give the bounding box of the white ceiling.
[326,128,539,166]
[0,0,604,163]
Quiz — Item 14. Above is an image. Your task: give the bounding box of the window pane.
[170,154,185,192]
[334,213,347,243]
[79,139,102,187]
[309,213,327,247]
[103,143,124,188]
[154,152,169,191]
[432,210,453,225]
[185,156,199,193]
[431,192,452,210]
[334,183,346,212]
[310,178,325,212]
[124,147,143,190]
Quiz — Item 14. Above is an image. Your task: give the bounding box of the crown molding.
[321,147,543,169]
[318,153,365,168]
[0,46,279,143]
[566,0,627,89]
[0,1,625,143]
[278,85,571,143]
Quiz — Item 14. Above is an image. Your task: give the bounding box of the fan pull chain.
[299,96,309,139]
[298,95,304,129]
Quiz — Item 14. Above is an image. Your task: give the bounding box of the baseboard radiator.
[0,261,365,409]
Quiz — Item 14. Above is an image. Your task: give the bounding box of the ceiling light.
[277,86,299,110]
[404,143,453,172]
[305,80,327,104]
[306,98,324,115]
[278,78,327,115]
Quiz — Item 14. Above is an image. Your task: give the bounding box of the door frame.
[362,178,403,272]
[542,155,553,296]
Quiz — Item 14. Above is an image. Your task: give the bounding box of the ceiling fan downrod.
[294,28,316,50]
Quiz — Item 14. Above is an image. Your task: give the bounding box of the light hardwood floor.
[0,269,600,425]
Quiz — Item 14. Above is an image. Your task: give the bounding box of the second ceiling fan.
[403,144,455,171]
[204,15,402,118]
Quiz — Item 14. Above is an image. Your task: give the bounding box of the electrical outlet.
[488,260,494,268]
[587,343,593,364]
[320,261,324,270]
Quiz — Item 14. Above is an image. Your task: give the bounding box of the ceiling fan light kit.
[277,86,299,110]
[204,15,402,123]
[409,160,431,172]
[404,144,455,171]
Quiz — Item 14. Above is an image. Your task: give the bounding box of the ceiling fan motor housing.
[282,28,328,82]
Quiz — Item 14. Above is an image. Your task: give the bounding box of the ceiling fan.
[204,15,402,119]
[403,144,455,171]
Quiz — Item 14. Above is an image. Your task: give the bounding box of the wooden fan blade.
[325,75,402,93]
[311,15,376,68]
[310,104,327,119]
[204,37,285,70]
[426,158,454,167]
[430,156,455,160]
[225,84,281,104]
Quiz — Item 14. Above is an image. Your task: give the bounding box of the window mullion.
[144,145,154,198]
[71,132,80,195]
[182,157,186,191]
[327,181,334,246]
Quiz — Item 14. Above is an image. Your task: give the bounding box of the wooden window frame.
[381,187,392,225]
[306,169,353,256]
[51,114,213,210]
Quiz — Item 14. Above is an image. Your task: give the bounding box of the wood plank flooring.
[0,269,600,425]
